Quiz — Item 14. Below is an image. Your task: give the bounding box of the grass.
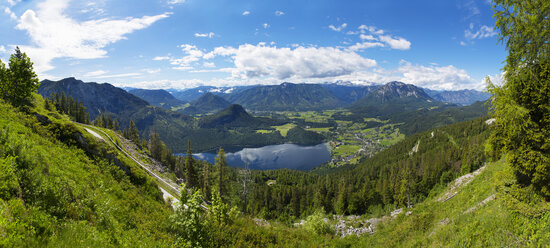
[256,129,275,134]
[272,123,297,137]
[306,127,331,133]
[354,159,550,247]
[333,144,362,156]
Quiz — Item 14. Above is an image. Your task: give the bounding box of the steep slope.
[424,88,491,106]
[0,95,175,246]
[229,82,344,111]
[321,81,377,104]
[182,92,231,115]
[350,81,446,117]
[128,88,187,109]
[38,77,149,120]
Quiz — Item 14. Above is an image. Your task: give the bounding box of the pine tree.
[215,148,228,201]
[185,140,199,189]
[128,120,140,144]
[2,47,40,106]
[489,0,550,198]
[203,162,211,201]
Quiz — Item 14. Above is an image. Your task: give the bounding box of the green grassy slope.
[0,95,175,247]
[353,159,550,247]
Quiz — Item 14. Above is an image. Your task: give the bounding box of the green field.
[271,123,297,137]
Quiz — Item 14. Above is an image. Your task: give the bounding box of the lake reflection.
[183,143,331,170]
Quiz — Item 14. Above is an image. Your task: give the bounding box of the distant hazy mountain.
[171,86,253,102]
[39,77,149,120]
[128,89,187,109]
[228,82,344,111]
[351,81,444,116]
[423,88,491,106]
[320,81,378,104]
[181,92,231,115]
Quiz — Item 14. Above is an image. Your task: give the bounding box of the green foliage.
[0,47,40,107]
[304,209,334,235]
[171,185,209,247]
[0,98,174,246]
[185,140,199,189]
[489,0,550,198]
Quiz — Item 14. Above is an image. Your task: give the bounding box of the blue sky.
[1,0,505,90]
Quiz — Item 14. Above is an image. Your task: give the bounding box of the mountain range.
[128,89,187,109]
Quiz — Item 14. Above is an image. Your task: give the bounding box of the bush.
[303,209,333,235]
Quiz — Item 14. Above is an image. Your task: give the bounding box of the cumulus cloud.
[13,0,170,75]
[0,45,7,54]
[203,62,215,68]
[169,44,204,67]
[378,35,411,50]
[263,23,270,29]
[194,32,215,38]
[465,24,497,39]
[348,42,385,51]
[348,25,411,50]
[329,23,347,32]
[396,60,481,90]
[4,7,17,20]
[202,43,377,80]
[242,11,250,16]
[275,10,284,16]
[7,0,21,6]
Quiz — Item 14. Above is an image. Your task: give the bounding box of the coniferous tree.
[128,120,140,144]
[489,0,550,198]
[185,140,199,189]
[203,161,211,201]
[1,47,40,106]
[215,148,228,201]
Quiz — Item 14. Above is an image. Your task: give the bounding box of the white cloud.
[144,68,161,74]
[465,24,497,39]
[397,60,481,90]
[153,56,170,61]
[0,45,7,53]
[275,10,284,16]
[203,62,215,68]
[7,0,21,6]
[13,0,170,75]
[263,23,270,29]
[378,35,411,50]
[169,44,204,68]
[194,32,215,38]
[359,34,376,40]
[167,0,185,4]
[4,7,17,20]
[84,69,108,77]
[348,42,385,51]
[329,23,347,32]
[242,11,250,16]
[203,43,377,80]
[460,41,467,46]
[358,25,384,34]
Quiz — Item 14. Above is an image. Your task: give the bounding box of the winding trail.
[79,123,180,199]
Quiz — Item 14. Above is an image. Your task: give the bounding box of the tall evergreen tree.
[488,0,550,198]
[2,47,40,106]
[128,120,140,144]
[185,140,199,189]
[215,148,228,200]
